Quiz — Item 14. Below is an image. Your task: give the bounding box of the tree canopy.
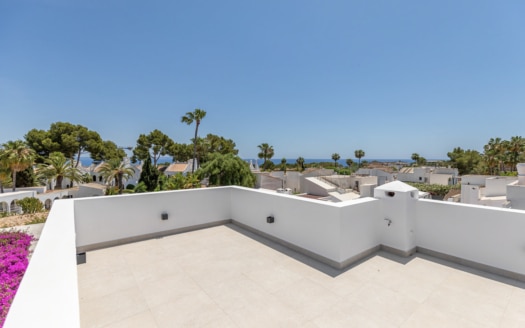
[24,122,122,165]
[132,129,174,166]
[197,153,255,187]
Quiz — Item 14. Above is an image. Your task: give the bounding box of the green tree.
[15,166,37,188]
[296,157,305,172]
[181,108,207,173]
[345,158,354,167]
[0,159,12,193]
[25,122,105,166]
[132,129,174,166]
[0,140,36,191]
[170,142,193,162]
[92,141,127,162]
[138,155,159,192]
[280,158,287,173]
[505,136,525,172]
[195,133,239,164]
[331,153,340,168]
[411,153,420,166]
[447,147,482,175]
[483,137,503,175]
[37,152,83,189]
[257,143,274,162]
[197,153,255,187]
[98,159,135,195]
[354,149,365,168]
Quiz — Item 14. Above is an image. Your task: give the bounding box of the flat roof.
[78,224,525,327]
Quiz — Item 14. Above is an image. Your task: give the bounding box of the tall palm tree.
[181,108,207,173]
[0,140,36,191]
[98,159,135,194]
[296,157,305,172]
[37,152,83,189]
[354,149,365,168]
[257,143,274,162]
[331,153,340,168]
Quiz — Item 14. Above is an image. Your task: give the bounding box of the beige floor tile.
[313,302,396,328]
[103,310,159,328]
[273,277,342,320]
[150,291,228,327]
[79,267,137,301]
[80,287,149,328]
[344,282,420,326]
[401,303,488,328]
[138,273,202,308]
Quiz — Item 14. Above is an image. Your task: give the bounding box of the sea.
[80,156,414,167]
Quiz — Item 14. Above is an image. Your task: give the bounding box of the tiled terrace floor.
[78,224,525,327]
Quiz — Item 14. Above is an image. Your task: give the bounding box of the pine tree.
[139,156,159,192]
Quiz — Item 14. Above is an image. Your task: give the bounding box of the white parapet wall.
[74,187,232,250]
[5,199,79,328]
[416,199,525,278]
[230,187,382,265]
[6,184,525,327]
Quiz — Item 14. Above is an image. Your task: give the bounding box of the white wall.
[462,175,491,186]
[339,198,381,261]
[74,188,232,248]
[5,199,79,328]
[416,200,525,276]
[230,187,342,261]
[507,183,525,210]
[485,177,517,197]
[461,184,480,204]
[429,174,451,186]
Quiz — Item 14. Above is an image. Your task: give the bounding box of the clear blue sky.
[1,1,524,160]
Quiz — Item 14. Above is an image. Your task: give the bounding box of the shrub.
[17,197,44,214]
[125,184,135,190]
[0,230,35,326]
[406,183,460,196]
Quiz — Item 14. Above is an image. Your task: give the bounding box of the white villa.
[4,175,525,326]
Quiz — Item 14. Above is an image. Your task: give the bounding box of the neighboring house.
[355,168,395,186]
[397,166,458,186]
[461,164,525,210]
[164,159,197,177]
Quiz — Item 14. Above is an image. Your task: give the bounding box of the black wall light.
[161,212,169,220]
[267,215,274,223]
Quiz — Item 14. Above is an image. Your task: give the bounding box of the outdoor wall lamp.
[161,212,169,220]
[267,215,275,224]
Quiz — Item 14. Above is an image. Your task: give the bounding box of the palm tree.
[506,136,525,172]
[181,108,207,173]
[354,149,365,168]
[0,140,36,191]
[98,159,135,194]
[345,158,354,167]
[37,152,83,189]
[0,160,12,193]
[411,153,420,166]
[331,153,340,168]
[296,157,305,172]
[257,143,274,162]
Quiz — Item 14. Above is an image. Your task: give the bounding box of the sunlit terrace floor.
[78,224,525,327]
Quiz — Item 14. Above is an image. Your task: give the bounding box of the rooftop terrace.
[5,183,525,327]
[79,224,525,327]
